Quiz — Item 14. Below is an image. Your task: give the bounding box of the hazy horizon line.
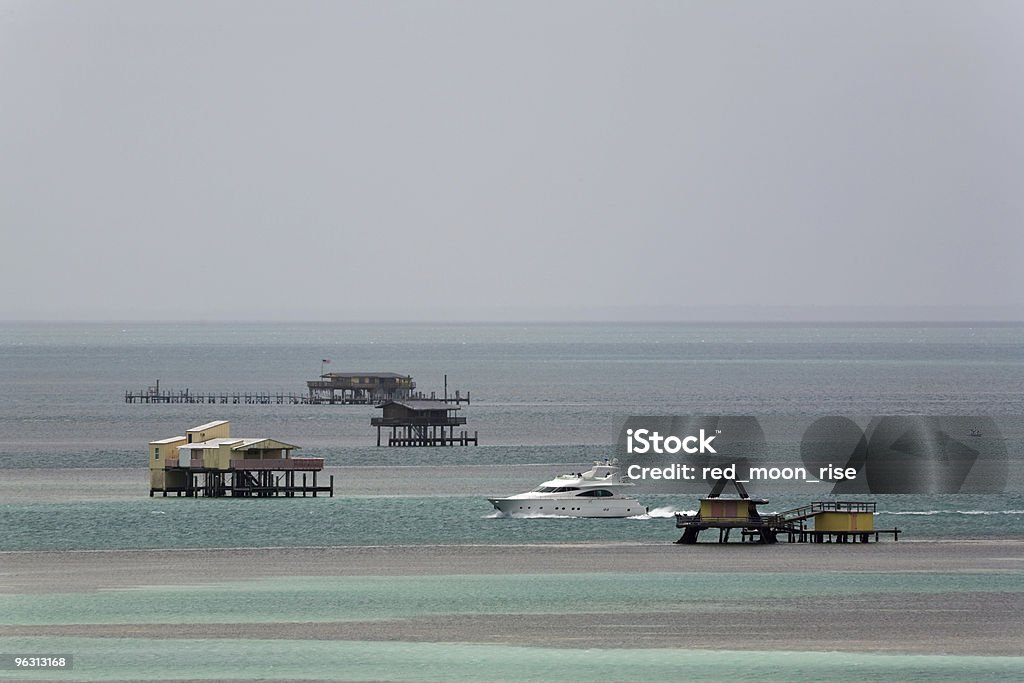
[3,305,1023,326]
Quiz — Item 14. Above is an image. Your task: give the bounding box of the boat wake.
[628,506,695,520]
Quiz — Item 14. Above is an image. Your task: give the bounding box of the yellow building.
[698,498,761,524]
[675,478,891,544]
[149,420,330,498]
[149,436,187,491]
[186,420,231,444]
[813,504,875,533]
[179,436,302,471]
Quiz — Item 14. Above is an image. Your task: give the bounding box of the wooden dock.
[741,527,902,543]
[129,389,327,404]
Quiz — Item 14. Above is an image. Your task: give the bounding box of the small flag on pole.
[322,359,331,364]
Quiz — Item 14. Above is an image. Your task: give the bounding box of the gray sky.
[2,1,1022,321]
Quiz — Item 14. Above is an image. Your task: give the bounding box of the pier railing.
[128,388,470,405]
[231,458,324,471]
[126,390,378,405]
[777,501,877,522]
[675,513,768,527]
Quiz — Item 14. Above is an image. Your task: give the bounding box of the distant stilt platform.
[372,399,478,447]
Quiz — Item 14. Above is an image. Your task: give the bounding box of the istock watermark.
[625,428,717,454]
[614,415,1017,494]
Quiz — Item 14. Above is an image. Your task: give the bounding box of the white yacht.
[488,460,647,518]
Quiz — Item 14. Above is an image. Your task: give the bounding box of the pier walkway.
[126,389,471,406]
[129,390,332,404]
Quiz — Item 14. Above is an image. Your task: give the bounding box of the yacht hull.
[488,497,647,518]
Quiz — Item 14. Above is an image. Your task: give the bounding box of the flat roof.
[320,372,411,379]
[149,436,186,445]
[187,420,229,432]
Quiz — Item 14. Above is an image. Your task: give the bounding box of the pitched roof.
[230,438,300,451]
[178,437,300,451]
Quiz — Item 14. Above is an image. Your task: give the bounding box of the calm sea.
[1,321,1023,549]
[2,322,1023,682]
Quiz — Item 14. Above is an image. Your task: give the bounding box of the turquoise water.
[2,493,1024,552]
[4,572,1023,626]
[3,572,1023,681]
[2,637,1021,682]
